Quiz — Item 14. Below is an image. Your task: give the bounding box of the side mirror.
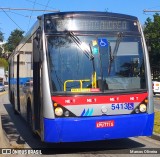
[36,28,41,46]
[33,39,40,62]
[33,28,43,62]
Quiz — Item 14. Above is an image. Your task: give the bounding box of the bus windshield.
[47,34,146,93]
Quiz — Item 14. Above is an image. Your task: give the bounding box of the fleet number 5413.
[111,103,134,110]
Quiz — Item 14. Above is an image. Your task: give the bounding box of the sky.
[0,0,160,41]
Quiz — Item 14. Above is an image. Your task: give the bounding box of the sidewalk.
[0,112,10,147]
[0,91,11,148]
[151,132,160,141]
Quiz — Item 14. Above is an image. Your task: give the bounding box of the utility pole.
[143,9,160,13]
[0,7,59,12]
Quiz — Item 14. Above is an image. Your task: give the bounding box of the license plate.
[96,120,114,128]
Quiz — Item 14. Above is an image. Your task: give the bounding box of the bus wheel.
[27,103,38,137]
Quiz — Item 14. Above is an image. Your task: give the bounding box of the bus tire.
[27,101,38,137]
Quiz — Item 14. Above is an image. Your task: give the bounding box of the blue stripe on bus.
[43,113,154,143]
[10,77,32,85]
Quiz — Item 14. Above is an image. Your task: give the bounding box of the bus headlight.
[55,107,63,116]
[139,104,147,112]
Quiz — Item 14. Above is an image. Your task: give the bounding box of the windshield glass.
[47,35,146,93]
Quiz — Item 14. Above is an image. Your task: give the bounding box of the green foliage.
[0,31,4,58]
[0,47,3,54]
[144,13,160,66]
[0,31,4,42]
[0,58,8,70]
[154,111,160,134]
[5,29,24,53]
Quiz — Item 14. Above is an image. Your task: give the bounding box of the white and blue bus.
[8,11,154,143]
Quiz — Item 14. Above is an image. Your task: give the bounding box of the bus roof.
[43,11,138,21]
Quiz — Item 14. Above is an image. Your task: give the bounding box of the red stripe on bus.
[51,92,148,106]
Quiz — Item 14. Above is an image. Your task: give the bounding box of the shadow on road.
[2,103,146,154]
[1,114,22,143]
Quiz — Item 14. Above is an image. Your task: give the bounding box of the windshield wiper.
[108,32,123,75]
[112,32,123,60]
[68,32,94,60]
[68,32,98,89]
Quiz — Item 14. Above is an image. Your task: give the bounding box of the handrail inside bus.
[64,79,90,91]
[64,71,97,91]
[92,71,97,88]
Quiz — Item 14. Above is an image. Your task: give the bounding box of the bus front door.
[33,38,41,131]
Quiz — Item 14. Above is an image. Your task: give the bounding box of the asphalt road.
[0,92,160,157]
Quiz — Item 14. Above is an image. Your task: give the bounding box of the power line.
[144,9,160,13]
[43,0,51,14]
[0,8,23,31]
[27,0,37,32]
[25,0,56,10]
[0,7,59,12]
[8,11,36,18]
[0,6,59,38]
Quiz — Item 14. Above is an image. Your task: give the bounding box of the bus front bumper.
[43,113,154,143]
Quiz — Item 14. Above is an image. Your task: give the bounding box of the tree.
[0,47,3,57]
[0,31,4,57]
[143,13,160,67]
[4,29,24,53]
[0,31,4,42]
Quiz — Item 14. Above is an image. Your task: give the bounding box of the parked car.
[152,80,160,95]
[0,82,5,92]
[4,81,8,87]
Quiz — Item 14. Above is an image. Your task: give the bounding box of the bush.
[0,58,8,71]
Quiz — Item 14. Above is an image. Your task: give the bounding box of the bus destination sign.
[45,17,138,32]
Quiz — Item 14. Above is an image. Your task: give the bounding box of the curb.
[150,132,160,141]
[0,91,8,96]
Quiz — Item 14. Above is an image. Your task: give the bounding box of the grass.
[154,111,160,134]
